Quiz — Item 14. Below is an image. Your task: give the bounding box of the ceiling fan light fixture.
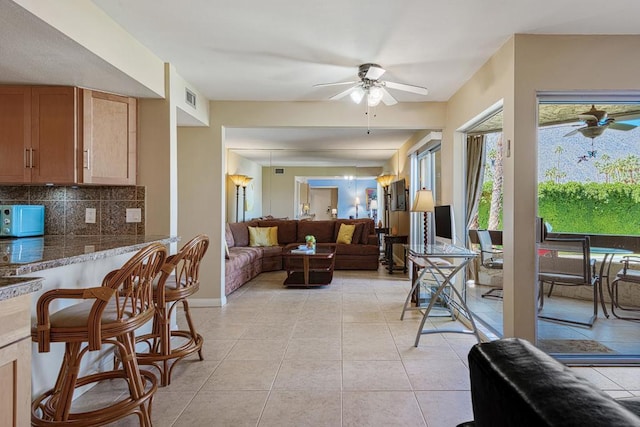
[350,87,365,104]
[367,87,383,107]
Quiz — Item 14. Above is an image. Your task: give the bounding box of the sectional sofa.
[224,218,379,295]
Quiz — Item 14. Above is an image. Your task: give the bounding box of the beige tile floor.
[73,267,640,426]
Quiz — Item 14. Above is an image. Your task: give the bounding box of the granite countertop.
[0,235,179,277]
[0,276,44,301]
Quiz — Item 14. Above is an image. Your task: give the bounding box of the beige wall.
[178,101,446,304]
[138,64,176,240]
[261,165,383,219]
[443,34,640,341]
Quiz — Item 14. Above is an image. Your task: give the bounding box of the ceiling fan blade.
[384,81,429,96]
[380,88,397,106]
[313,80,359,88]
[609,122,637,131]
[329,85,358,101]
[364,65,386,80]
[578,114,598,122]
[564,128,581,137]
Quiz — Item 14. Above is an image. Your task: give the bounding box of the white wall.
[226,151,263,222]
[14,0,165,97]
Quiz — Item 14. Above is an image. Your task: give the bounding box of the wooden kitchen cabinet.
[0,86,78,184]
[0,294,32,427]
[82,90,137,185]
[0,86,33,183]
[0,86,136,185]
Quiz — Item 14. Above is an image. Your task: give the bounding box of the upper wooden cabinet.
[82,90,137,185]
[0,86,136,185]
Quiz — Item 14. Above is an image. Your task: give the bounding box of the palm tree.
[488,134,504,230]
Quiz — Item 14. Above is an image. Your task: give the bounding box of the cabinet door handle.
[24,148,29,168]
[84,149,90,169]
[30,148,35,168]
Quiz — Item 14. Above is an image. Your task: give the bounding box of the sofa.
[461,338,640,427]
[224,218,379,295]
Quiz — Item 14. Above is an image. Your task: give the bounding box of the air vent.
[185,88,196,108]
[274,168,285,175]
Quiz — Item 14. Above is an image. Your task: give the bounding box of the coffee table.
[282,244,336,287]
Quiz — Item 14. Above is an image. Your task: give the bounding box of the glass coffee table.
[282,244,336,287]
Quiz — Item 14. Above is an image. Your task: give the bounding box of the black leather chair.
[460,338,640,427]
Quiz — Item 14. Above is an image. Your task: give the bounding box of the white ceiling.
[225,127,419,166]
[3,0,640,166]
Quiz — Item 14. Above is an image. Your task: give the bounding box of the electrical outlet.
[126,208,142,223]
[85,208,96,224]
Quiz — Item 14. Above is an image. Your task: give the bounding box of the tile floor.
[74,267,640,426]
[466,281,640,355]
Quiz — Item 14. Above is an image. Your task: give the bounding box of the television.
[390,179,406,211]
[434,205,456,245]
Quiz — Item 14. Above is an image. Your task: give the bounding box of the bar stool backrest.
[160,234,210,293]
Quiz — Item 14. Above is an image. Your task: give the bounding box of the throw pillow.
[248,226,279,247]
[336,223,356,244]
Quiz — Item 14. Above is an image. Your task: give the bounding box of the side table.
[375,227,389,261]
[384,234,408,274]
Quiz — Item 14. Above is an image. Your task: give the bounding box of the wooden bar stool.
[31,242,167,426]
[135,234,210,386]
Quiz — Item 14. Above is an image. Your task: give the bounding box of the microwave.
[0,205,45,237]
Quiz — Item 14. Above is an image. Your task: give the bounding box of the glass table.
[405,243,480,346]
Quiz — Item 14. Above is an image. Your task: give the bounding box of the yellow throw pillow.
[248,226,279,247]
[336,223,356,244]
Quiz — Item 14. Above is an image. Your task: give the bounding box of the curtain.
[465,134,486,281]
[466,134,486,233]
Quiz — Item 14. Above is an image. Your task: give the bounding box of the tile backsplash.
[0,186,145,236]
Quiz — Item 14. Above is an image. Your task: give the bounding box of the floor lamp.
[241,176,253,222]
[376,174,395,228]
[228,174,247,222]
[411,189,435,247]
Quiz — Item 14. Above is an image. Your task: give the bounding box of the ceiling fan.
[313,63,428,107]
[564,105,637,139]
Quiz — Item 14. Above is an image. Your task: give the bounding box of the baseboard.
[188,298,225,307]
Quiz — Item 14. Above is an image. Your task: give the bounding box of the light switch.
[85,208,96,224]
[126,208,142,223]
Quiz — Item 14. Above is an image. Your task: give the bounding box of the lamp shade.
[229,174,247,186]
[241,176,253,187]
[411,189,434,213]
[376,174,395,188]
[369,199,378,210]
[350,87,365,104]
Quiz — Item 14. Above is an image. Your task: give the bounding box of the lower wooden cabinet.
[0,294,32,427]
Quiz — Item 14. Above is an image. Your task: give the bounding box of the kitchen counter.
[0,276,43,301]
[0,235,178,277]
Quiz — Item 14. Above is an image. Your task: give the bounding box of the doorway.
[310,187,338,220]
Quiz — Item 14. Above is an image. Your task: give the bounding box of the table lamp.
[369,199,378,223]
[411,189,434,247]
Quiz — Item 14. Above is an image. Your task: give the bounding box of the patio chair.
[538,236,598,327]
[477,229,503,298]
[610,255,640,320]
